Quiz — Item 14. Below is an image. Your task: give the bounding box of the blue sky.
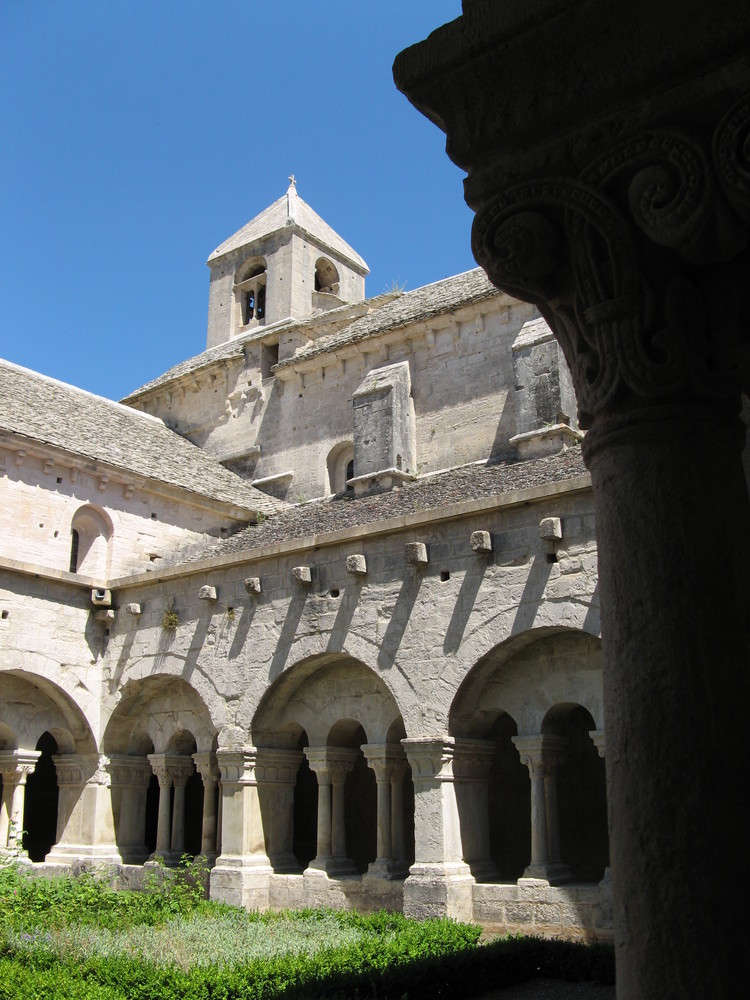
[1,1,473,401]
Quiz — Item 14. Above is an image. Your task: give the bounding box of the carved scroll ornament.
[472,112,750,426]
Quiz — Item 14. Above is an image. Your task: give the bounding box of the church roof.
[207,181,369,274]
[277,268,499,368]
[0,359,285,517]
[152,447,589,569]
[123,268,499,401]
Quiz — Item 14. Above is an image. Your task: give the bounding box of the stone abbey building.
[1,181,613,938]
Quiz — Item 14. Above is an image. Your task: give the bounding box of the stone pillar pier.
[453,739,497,882]
[44,754,120,865]
[304,747,358,876]
[512,735,572,884]
[401,738,473,921]
[209,749,271,910]
[107,755,152,864]
[0,751,39,854]
[362,743,409,880]
[395,7,750,991]
[192,752,220,863]
[254,749,303,872]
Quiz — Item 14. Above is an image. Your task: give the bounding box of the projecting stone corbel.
[244,577,261,595]
[198,585,218,601]
[125,603,142,616]
[346,554,367,576]
[404,542,428,566]
[470,531,493,554]
[292,566,312,585]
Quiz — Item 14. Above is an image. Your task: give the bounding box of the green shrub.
[0,865,614,999]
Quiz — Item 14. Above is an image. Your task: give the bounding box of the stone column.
[147,754,173,860]
[46,754,119,864]
[304,747,358,876]
[209,749,271,910]
[362,743,409,879]
[395,6,750,993]
[512,735,571,884]
[0,751,39,853]
[107,754,152,864]
[589,730,611,885]
[193,752,220,862]
[390,756,409,868]
[168,758,195,858]
[254,748,303,872]
[401,738,473,921]
[452,739,497,882]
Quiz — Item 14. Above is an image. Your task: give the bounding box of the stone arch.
[235,255,267,330]
[0,670,96,861]
[449,628,605,884]
[102,675,218,865]
[69,503,113,577]
[252,654,413,878]
[542,703,608,882]
[326,440,354,495]
[314,257,340,294]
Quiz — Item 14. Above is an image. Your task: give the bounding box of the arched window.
[69,505,112,577]
[326,442,354,495]
[314,257,340,294]
[234,257,267,331]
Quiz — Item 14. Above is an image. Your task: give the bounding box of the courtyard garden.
[0,860,614,999]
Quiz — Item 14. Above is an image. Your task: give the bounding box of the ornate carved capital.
[472,117,750,425]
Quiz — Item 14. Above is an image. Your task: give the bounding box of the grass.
[0,861,615,999]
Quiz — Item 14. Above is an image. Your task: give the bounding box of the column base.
[268,851,303,873]
[403,862,474,921]
[364,858,410,881]
[466,860,498,882]
[520,862,574,885]
[210,855,273,909]
[304,855,359,877]
[46,843,123,867]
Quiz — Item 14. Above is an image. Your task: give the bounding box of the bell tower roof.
[207,179,369,275]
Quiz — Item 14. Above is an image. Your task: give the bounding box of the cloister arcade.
[1,630,609,926]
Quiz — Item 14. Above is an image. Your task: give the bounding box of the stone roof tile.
[207,182,369,273]
[0,359,285,516]
[276,268,499,367]
[160,447,588,566]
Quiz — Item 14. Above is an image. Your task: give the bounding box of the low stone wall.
[472,877,614,942]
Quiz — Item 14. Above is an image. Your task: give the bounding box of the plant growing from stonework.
[225,605,235,621]
[161,608,179,631]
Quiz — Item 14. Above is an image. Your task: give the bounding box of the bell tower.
[205,179,369,349]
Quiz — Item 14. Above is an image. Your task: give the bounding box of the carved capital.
[472,122,749,426]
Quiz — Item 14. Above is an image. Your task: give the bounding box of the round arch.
[251,654,413,878]
[448,628,606,884]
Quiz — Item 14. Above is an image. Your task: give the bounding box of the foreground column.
[395,5,750,993]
